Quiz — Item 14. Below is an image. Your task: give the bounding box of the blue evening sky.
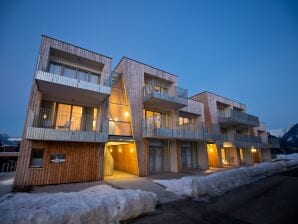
[0,0,297,136]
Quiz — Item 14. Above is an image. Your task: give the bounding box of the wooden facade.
[14,36,111,188]
[191,91,271,167]
[15,36,272,188]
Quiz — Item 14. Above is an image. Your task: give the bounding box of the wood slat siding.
[191,92,246,125]
[26,127,108,143]
[39,36,111,85]
[15,36,111,188]
[15,141,103,187]
[180,99,204,116]
[114,58,181,176]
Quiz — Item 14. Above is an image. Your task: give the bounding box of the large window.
[48,62,101,84]
[38,101,97,131]
[144,110,169,128]
[178,116,193,126]
[30,149,44,168]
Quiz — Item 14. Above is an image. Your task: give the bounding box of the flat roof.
[113,56,178,77]
[42,35,112,60]
[191,91,245,106]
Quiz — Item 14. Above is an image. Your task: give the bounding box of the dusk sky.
[0,0,297,136]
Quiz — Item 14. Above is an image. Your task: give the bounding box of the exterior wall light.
[119,148,122,152]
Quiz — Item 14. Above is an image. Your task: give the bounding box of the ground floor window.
[30,149,44,168]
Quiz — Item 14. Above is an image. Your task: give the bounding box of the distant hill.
[0,133,18,147]
[280,124,298,153]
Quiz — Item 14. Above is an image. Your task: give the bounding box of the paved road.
[129,168,298,224]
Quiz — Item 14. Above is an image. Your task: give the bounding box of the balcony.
[143,80,188,110]
[221,134,262,148]
[35,70,111,106]
[142,119,221,141]
[26,107,108,143]
[218,109,259,127]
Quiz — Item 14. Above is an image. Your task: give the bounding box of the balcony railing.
[26,107,108,142]
[218,108,259,127]
[33,108,96,131]
[143,80,188,109]
[221,133,262,147]
[142,119,221,141]
[144,80,188,98]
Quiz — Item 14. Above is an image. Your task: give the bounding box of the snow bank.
[0,185,157,224]
[154,154,298,199]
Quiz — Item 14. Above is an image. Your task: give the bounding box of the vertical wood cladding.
[109,143,139,175]
[15,36,111,187]
[114,58,178,176]
[15,141,104,187]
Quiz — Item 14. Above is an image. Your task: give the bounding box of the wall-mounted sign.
[50,154,66,163]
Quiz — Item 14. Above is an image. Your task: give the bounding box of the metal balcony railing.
[143,80,188,99]
[218,108,259,127]
[220,133,262,147]
[36,53,112,87]
[142,118,221,141]
[33,108,97,132]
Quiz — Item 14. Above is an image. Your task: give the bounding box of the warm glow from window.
[251,148,257,152]
[124,111,129,117]
[130,148,133,152]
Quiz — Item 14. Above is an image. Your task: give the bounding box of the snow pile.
[0,185,157,224]
[154,155,298,199]
[276,153,298,168]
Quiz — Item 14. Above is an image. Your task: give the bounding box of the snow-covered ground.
[154,154,298,199]
[0,185,157,224]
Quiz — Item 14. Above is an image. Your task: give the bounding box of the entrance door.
[181,141,198,170]
[207,143,219,167]
[149,140,169,174]
[252,149,260,163]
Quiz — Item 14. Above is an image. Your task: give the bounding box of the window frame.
[29,148,44,169]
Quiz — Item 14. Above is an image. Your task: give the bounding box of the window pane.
[63,67,77,79]
[93,108,98,131]
[184,118,189,124]
[56,104,72,130]
[89,73,100,84]
[179,117,184,126]
[49,63,62,75]
[77,70,88,82]
[30,149,44,168]
[154,112,161,128]
[146,111,154,127]
[154,85,161,93]
[70,106,83,131]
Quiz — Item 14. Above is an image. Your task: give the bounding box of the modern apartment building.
[14,36,272,188]
[191,91,272,167]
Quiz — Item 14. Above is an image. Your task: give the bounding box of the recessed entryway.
[104,141,138,179]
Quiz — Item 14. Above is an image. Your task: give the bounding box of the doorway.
[252,148,260,163]
[181,141,199,170]
[104,141,138,179]
[148,140,169,174]
[207,143,220,168]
